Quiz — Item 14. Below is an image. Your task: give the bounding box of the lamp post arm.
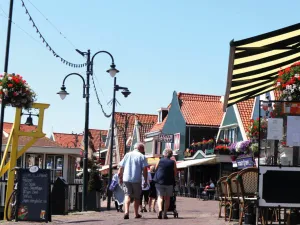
[62,73,86,98]
[91,50,115,65]
[115,85,128,91]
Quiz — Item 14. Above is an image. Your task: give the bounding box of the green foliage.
[88,165,102,192]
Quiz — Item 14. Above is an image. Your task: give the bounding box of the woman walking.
[148,165,157,212]
[153,149,177,219]
[112,173,125,212]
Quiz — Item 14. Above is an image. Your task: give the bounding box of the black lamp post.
[107,77,131,210]
[57,49,119,212]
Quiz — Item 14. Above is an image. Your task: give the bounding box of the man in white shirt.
[140,170,152,212]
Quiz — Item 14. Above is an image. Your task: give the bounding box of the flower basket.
[246,117,267,140]
[0,73,36,109]
[275,62,300,101]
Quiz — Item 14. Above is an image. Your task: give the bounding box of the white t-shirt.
[141,171,152,191]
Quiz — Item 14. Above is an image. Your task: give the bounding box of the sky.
[0,0,299,136]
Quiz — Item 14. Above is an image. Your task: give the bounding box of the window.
[25,153,44,168]
[46,155,64,182]
[145,141,153,155]
[220,127,237,143]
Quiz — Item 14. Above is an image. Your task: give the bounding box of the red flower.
[13,92,18,96]
[8,84,13,88]
[285,67,291,73]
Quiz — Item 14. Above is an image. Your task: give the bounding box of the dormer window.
[157,108,168,123]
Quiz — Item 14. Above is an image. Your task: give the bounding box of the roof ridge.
[178,92,222,97]
[115,112,157,116]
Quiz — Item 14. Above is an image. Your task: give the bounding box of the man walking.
[118,142,148,219]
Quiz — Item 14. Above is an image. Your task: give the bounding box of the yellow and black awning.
[224,23,300,111]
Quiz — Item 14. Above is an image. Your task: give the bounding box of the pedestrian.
[148,165,157,213]
[153,148,177,219]
[118,142,148,219]
[140,168,151,213]
[112,173,124,212]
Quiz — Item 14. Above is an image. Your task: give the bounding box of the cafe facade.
[145,91,230,185]
[0,122,81,212]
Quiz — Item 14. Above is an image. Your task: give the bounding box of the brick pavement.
[1,197,236,225]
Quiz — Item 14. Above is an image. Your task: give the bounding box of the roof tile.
[236,98,255,130]
[115,112,157,159]
[178,92,224,126]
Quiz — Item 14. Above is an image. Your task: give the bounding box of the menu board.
[16,167,51,222]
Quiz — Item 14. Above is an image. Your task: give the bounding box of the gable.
[222,106,237,126]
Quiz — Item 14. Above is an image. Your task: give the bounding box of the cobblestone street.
[1,197,237,225]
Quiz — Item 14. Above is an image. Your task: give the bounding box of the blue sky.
[0,0,299,136]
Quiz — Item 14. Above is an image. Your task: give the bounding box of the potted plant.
[0,73,36,108]
[207,138,214,149]
[250,143,259,157]
[246,117,267,140]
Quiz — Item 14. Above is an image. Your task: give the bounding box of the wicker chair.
[236,168,258,225]
[225,172,241,222]
[217,176,228,218]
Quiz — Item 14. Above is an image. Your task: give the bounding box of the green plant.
[88,165,102,192]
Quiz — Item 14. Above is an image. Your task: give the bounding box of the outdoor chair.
[225,172,241,222]
[216,176,228,218]
[236,167,259,225]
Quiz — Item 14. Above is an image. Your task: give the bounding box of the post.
[82,49,91,211]
[99,130,101,162]
[107,77,117,210]
[124,116,127,155]
[0,0,14,163]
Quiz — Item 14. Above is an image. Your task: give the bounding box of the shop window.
[25,153,44,168]
[46,155,64,182]
[145,141,153,155]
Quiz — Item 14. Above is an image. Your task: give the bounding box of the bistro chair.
[216,176,228,218]
[225,172,241,222]
[236,167,259,225]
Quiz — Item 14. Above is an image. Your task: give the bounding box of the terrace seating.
[236,167,258,225]
[225,172,241,222]
[216,176,228,218]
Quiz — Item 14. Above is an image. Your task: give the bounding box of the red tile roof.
[115,112,157,159]
[178,92,224,126]
[149,115,167,132]
[3,122,61,147]
[53,129,108,149]
[236,98,255,131]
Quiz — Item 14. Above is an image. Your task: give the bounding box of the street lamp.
[107,77,131,210]
[57,49,118,212]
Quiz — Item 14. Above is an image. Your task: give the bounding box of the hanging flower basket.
[275,62,300,101]
[0,73,36,109]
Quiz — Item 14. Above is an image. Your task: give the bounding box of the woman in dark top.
[153,149,177,219]
[148,165,157,212]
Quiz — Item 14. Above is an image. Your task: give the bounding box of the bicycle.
[6,167,20,221]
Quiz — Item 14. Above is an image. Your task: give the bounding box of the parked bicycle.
[6,167,20,221]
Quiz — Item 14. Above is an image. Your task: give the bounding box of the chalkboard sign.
[259,166,300,208]
[16,167,51,222]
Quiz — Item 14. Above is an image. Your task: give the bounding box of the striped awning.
[224,23,300,111]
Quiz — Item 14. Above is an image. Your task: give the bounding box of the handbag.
[109,179,118,191]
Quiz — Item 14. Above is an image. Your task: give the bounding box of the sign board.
[236,156,254,169]
[259,166,300,207]
[173,133,180,150]
[158,134,174,143]
[205,149,214,155]
[16,167,51,222]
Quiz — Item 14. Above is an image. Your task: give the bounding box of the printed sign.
[16,169,51,222]
[173,133,180,150]
[158,134,174,143]
[165,142,172,149]
[236,157,254,169]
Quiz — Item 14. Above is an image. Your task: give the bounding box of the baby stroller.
[162,188,179,218]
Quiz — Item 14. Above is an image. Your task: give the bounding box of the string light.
[20,0,86,68]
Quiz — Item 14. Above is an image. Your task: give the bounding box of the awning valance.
[176,158,216,169]
[224,23,300,111]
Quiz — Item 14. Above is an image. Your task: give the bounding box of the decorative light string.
[91,74,112,118]
[20,0,86,68]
